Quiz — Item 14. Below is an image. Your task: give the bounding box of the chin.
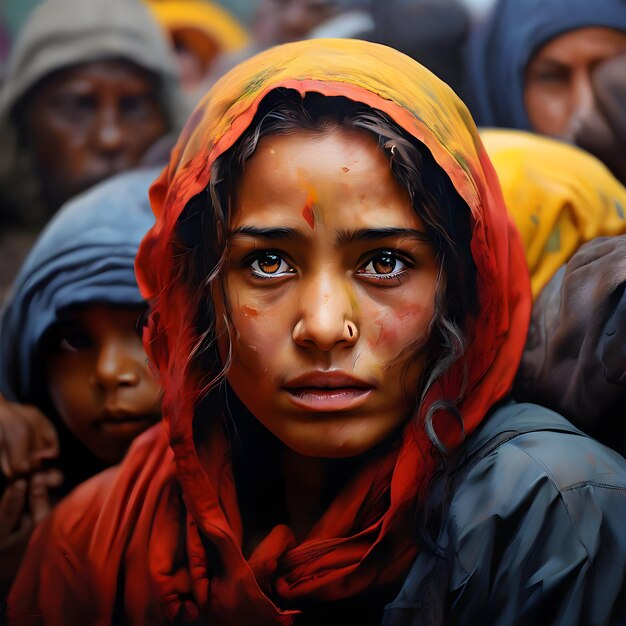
[283,425,396,459]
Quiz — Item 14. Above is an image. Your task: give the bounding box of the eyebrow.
[229,226,306,241]
[229,225,432,246]
[336,227,432,245]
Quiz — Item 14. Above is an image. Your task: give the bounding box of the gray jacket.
[383,402,626,625]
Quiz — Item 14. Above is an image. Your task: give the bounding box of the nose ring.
[345,320,358,340]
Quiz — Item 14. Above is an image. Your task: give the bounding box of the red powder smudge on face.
[242,305,258,318]
[301,190,316,229]
[396,305,420,322]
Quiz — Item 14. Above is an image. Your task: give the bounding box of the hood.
[135,38,531,622]
[144,0,248,60]
[482,129,626,297]
[516,235,626,454]
[470,0,626,128]
[0,166,158,405]
[0,0,185,224]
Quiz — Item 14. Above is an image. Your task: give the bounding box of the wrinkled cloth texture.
[469,0,626,129]
[383,401,626,626]
[482,129,626,297]
[0,167,158,405]
[7,39,531,625]
[0,0,185,227]
[515,235,626,457]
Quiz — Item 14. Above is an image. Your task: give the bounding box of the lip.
[283,371,375,412]
[96,410,156,436]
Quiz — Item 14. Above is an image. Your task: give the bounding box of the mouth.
[283,371,375,412]
[96,410,158,437]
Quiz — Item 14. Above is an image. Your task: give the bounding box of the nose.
[292,273,359,351]
[565,70,597,139]
[93,102,124,154]
[92,337,140,392]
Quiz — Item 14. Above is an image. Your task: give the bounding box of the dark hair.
[175,88,477,456]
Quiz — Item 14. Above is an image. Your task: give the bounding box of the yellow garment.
[145,0,247,61]
[482,129,626,297]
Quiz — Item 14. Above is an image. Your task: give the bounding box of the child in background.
[0,168,162,595]
[8,40,626,625]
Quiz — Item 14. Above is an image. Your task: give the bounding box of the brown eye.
[258,253,281,274]
[372,254,397,274]
[249,252,295,279]
[357,251,409,281]
[48,328,93,352]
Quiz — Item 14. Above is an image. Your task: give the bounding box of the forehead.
[55,304,143,327]
[35,59,156,94]
[232,127,418,230]
[533,26,626,64]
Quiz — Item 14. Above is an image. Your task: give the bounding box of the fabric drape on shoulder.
[516,235,626,456]
[383,401,626,626]
[8,39,531,625]
[469,0,626,129]
[0,167,158,405]
[0,0,185,225]
[482,129,626,297]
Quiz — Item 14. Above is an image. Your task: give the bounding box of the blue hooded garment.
[0,167,159,405]
[469,0,626,128]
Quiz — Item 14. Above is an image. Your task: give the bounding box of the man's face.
[524,27,626,138]
[21,59,169,212]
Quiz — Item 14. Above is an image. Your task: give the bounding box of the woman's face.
[524,27,626,137]
[46,305,162,464]
[218,128,439,458]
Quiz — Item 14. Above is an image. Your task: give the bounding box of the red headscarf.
[8,39,530,625]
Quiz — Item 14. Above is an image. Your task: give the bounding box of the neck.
[281,448,328,542]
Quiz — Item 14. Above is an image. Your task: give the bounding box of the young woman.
[7,39,626,625]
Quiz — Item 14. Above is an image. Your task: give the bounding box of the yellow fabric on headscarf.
[482,129,626,298]
[145,0,248,60]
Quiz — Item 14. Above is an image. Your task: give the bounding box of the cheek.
[228,304,288,378]
[371,302,433,352]
[47,357,94,424]
[127,113,168,153]
[364,275,436,354]
[525,85,571,135]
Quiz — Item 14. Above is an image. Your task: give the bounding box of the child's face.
[218,128,438,458]
[46,305,162,464]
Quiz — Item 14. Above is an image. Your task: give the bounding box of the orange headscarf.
[8,39,530,625]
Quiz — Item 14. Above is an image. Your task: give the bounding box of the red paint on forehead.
[301,190,316,229]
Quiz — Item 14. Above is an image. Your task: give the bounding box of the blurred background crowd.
[0,0,500,301]
[2,0,625,299]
